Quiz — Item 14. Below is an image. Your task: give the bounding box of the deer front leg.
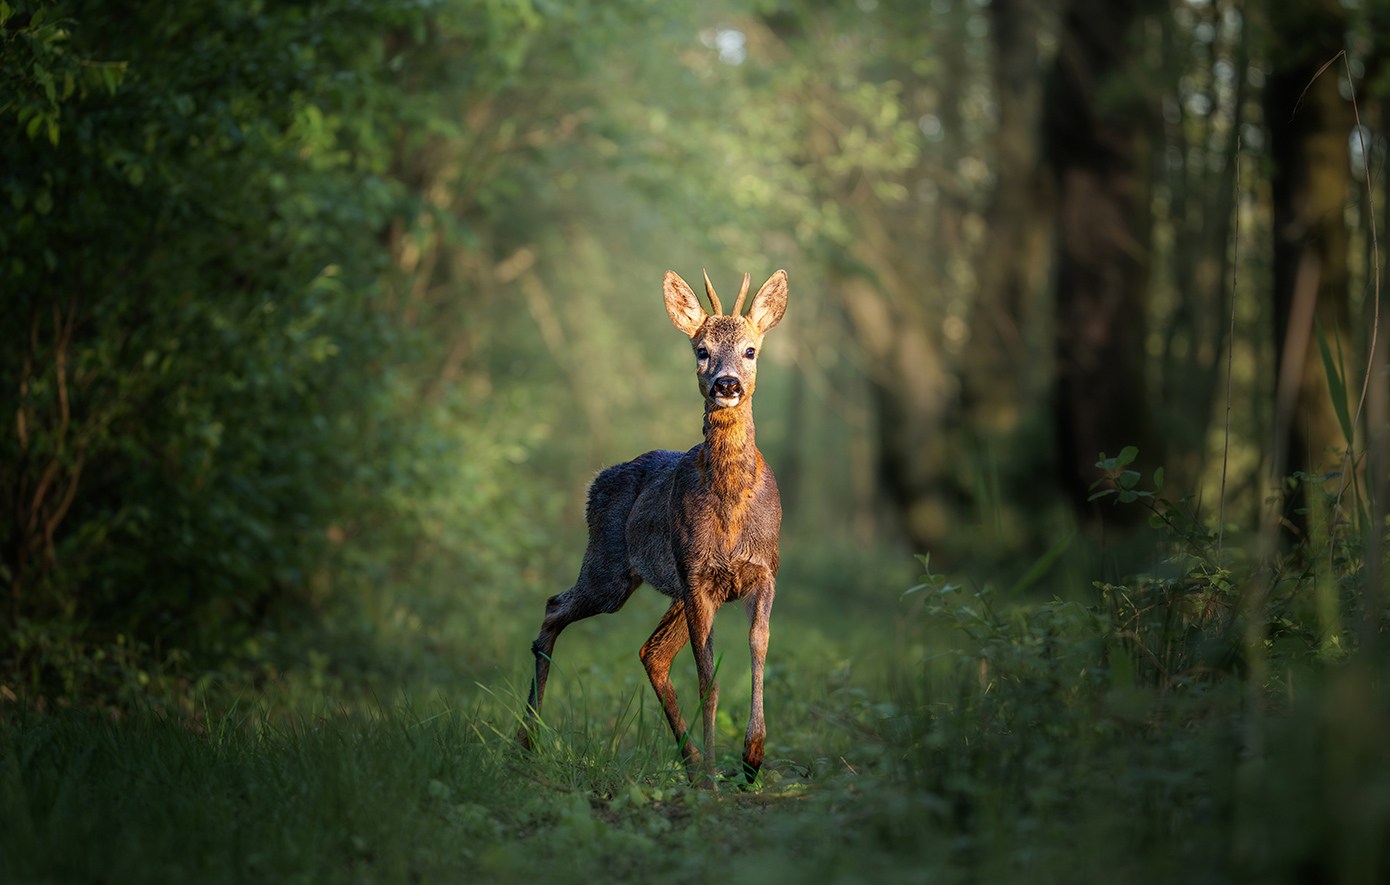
[639,600,698,766]
[684,592,719,785]
[743,580,775,781]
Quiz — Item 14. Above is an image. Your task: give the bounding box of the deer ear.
[663,271,707,337]
[747,270,788,335]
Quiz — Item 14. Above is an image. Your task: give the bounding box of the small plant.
[1089,446,1218,562]
[905,552,1107,716]
[910,446,1365,701]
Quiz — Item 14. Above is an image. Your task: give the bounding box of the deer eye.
[696,347,709,360]
[744,347,756,359]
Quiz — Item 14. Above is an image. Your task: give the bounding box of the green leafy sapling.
[1089,447,1216,562]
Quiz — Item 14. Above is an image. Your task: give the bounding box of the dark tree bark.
[962,0,1055,436]
[1265,4,1354,491]
[1043,0,1162,521]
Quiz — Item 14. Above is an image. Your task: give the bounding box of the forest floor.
[3,538,1388,884]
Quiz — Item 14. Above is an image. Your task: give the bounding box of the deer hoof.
[742,735,764,782]
[741,756,761,783]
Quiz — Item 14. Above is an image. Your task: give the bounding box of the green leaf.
[1118,470,1140,490]
[1153,466,1164,490]
[1116,446,1139,468]
[1087,489,1116,502]
[35,63,56,102]
[100,64,124,96]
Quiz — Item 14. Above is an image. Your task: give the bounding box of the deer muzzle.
[711,375,743,406]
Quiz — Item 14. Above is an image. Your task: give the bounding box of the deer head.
[663,269,788,410]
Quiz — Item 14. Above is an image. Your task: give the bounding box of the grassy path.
[6,542,1390,883]
[6,659,1390,882]
[0,689,908,885]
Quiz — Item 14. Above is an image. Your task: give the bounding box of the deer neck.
[700,401,759,500]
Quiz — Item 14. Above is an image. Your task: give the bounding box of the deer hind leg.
[742,578,775,782]
[519,565,640,750]
[638,600,697,765]
[684,592,720,784]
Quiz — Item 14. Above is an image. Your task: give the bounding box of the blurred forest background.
[9,1,1390,882]
[1,0,1387,704]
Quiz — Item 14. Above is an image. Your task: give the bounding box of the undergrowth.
[4,450,1390,883]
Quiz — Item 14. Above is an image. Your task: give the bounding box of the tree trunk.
[1044,0,1160,521]
[1265,6,1354,496]
[833,265,959,547]
[962,0,1055,436]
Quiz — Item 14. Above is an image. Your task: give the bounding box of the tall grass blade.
[1006,529,1075,597]
[1314,315,1354,448]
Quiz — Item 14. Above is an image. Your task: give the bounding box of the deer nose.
[712,376,742,397]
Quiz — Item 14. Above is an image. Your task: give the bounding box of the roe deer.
[518,268,788,784]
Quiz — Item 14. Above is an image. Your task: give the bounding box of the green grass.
[0,657,889,885]
[6,665,1389,884]
[0,539,904,885]
[5,537,1390,883]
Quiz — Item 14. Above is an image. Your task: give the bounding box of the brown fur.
[519,270,789,785]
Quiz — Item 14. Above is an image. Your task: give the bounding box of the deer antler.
[732,273,751,318]
[702,269,723,316]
